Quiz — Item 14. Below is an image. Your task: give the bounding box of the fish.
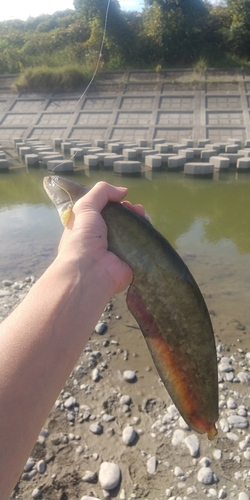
[43,175,218,439]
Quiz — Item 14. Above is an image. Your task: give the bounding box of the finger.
[122,201,146,218]
[74,182,128,214]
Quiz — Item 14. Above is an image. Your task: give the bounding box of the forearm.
[0,254,112,499]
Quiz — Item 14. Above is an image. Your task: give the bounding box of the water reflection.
[0,167,250,281]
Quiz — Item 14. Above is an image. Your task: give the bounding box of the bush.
[15,65,93,92]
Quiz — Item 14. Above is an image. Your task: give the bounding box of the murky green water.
[0,166,249,345]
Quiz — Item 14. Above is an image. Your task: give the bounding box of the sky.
[0,0,143,22]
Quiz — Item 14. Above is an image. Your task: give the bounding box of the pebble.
[238,494,250,500]
[95,322,107,334]
[218,489,227,499]
[174,466,184,477]
[32,488,41,499]
[237,372,250,383]
[122,426,137,445]
[64,396,76,408]
[171,429,185,446]
[81,497,101,500]
[92,368,100,382]
[24,457,35,472]
[82,470,97,482]
[147,456,157,474]
[99,461,120,490]
[199,456,211,467]
[36,459,46,473]
[184,434,200,457]
[102,413,115,422]
[227,415,249,429]
[213,449,222,460]
[90,422,103,435]
[123,370,136,382]
[197,466,214,484]
[120,395,131,405]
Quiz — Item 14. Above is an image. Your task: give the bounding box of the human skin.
[0,181,146,500]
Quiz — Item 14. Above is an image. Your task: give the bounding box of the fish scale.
[43,175,218,439]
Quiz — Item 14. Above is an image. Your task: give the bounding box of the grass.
[15,65,94,92]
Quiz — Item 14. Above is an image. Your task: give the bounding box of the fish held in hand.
[43,175,218,439]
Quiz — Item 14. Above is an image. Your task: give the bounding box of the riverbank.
[1,276,249,500]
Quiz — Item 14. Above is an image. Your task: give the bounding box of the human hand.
[58,181,146,295]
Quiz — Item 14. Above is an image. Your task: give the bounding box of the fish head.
[43,175,89,226]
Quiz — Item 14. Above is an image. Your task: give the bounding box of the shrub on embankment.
[15,65,93,92]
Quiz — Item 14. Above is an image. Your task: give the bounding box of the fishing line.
[52,0,112,173]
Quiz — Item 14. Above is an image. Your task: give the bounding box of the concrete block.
[142,149,156,159]
[70,148,84,159]
[237,158,250,171]
[173,144,187,154]
[103,155,124,168]
[159,153,176,165]
[47,159,74,173]
[61,142,72,153]
[198,139,210,148]
[13,137,23,146]
[113,160,141,175]
[236,149,250,157]
[122,143,138,148]
[0,152,6,159]
[19,146,32,159]
[94,139,105,147]
[155,143,171,154]
[227,138,241,146]
[75,142,92,147]
[86,147,104,154]
[0,159,9,171]
[137,139,148,147]
[183,149,194,160]
[168,155,186,169]
[107,143,121,153]
[37,149,54,160]
[184,162,214,176]
[53,138,62,148]
[219,153,244,165]
[15,142,26,152]
[25,154,39,167]
[245,139,250,148]
[122,149,137,160]
[181,138,193,147]
[209,156,229,170]
[201,149,217,160]
[225,144,239,153]
[193,148,202,157]
[84,155,99,168]
[152,138,166,146]
[42,154,64,167]
[145,155,162,169]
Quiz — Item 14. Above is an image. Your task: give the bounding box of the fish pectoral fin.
[61,206,73,227]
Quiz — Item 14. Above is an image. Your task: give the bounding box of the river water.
[0,166,249,347]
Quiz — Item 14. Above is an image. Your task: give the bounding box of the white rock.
[147,456,157,474]
[227,397,237,409]
[218,489,227,499]
[174,466,184,477]
[99,462,120,490]
[243,450,250,460]
[120,395,131,405]
[239,435,250,450]
[119,488,126,500]
[218,359,234,372]
[227,415,249,429]
[123,370,136,382]
[24,457,35,472]
[36,459,46,473]
[89,422,103,434]
[184,434,200,457]
[237,372,250,383]
[171,429,185,446]
[95,322,107,334]
[213,449,222,460]
[226,432,239,441]
[82,470,97,482]
[238,494,250,500]
[197,467,214,484]
[32,488,41,499]
[208,489,217,498]
[178,416,190,430]
[92,368,100,382]
[162,413,173,424]
[64,396,76,408]
[219,418,230,433]
[81,497,101,500]
[167,404,179,417]
[199,456,211,467]
[122,426,137,445]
